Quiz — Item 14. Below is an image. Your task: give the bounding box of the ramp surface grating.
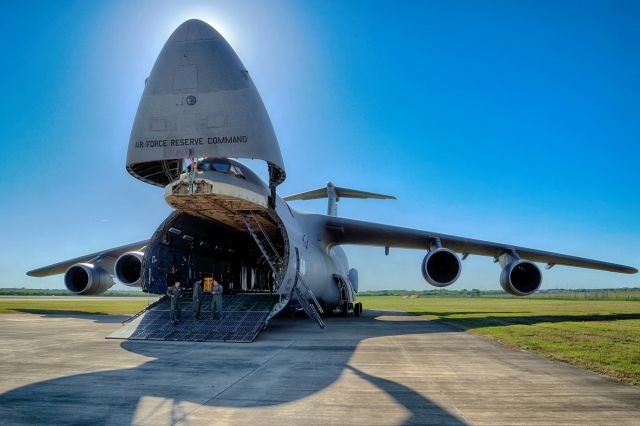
[108,294,279,343]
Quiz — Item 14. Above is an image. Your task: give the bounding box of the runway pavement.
[0,310,638,425]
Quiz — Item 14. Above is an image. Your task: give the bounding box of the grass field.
[359,296,640,385]
[0,297,152,315]
[1,295,638,385]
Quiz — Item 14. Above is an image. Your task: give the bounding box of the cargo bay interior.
[140,211,287,295]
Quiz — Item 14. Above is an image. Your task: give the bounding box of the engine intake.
[422,248,461,287]
[115,251,145,287]
[64,263,115,295]
[500,260,542,296]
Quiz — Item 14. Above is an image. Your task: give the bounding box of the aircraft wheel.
[355,302,362,316]
[347,302,354,317]
[340,302,348,317]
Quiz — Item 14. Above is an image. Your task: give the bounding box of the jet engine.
[500,259,542,296]
[421,248,462,287]
[64,263,115,295]
[114,251,145,287]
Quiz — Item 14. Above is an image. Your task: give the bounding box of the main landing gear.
[338,302,363,317]
[354,302,363,317]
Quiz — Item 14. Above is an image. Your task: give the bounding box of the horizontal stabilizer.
[283,185,396,201]
[283,182,395,216]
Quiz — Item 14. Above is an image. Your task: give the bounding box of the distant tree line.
[359,289,489,297]
[358,287,640,300]
[1,287,639,300]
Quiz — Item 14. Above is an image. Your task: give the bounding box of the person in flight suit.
[166,281,183,325]
[192,276,203,320]
[210,278,223,320]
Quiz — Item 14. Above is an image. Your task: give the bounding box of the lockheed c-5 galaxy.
[28,20,637,339]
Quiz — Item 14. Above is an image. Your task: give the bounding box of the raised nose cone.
[143,20,248,96]
[127,19,285,187]
[171,19,219,41]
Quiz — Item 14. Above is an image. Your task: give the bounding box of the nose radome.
[170,19,220,42]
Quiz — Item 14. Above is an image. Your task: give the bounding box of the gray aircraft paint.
[27,19,637,322]
[126,19,285,187]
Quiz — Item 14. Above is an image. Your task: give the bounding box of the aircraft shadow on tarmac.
[12,309,131,324]
[0,311,468,425]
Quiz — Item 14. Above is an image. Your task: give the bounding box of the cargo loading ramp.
[108,293,280,343]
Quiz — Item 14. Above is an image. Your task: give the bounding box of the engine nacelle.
[421,248,462,287]
[500,260,542,296]
[64,263,115,295]
[114,251,145,287]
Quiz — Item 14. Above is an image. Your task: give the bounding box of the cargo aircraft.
[28,20,637,330]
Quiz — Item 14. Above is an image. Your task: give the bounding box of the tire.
[355,302,362,316]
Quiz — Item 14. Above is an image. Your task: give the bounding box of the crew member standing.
[211,278,223,320]
[192,276,203,320]
[166,281,183,325]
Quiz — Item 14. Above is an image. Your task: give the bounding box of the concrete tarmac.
[0,310,638,425]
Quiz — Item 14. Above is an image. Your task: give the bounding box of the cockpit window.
[210,161,230,173]
[196,162,210,171]
[230,165,245,179]
[187,159,245,179]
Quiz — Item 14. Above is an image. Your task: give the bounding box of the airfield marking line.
[189,339,296,415]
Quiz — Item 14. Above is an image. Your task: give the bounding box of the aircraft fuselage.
[141,157,353,318]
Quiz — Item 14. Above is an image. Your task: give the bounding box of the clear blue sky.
[1,0,638,291]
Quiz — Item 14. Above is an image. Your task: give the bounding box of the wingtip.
[614,265,638,274]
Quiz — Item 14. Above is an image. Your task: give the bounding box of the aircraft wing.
[324,216,637,274]
[26,240,148,277]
